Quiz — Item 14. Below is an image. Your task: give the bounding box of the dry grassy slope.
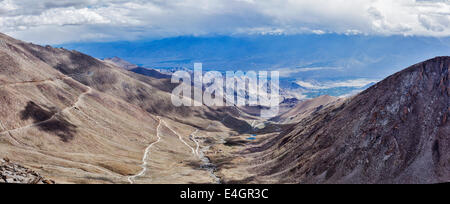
[247,57,450,184]
[0,32,253,184]
[0,33,167,183]
[19,40,253,133]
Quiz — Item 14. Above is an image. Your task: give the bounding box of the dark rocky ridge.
[130,67,171,79]
[251,57,449,184]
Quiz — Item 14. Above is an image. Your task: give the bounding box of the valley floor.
[0,103,274,184]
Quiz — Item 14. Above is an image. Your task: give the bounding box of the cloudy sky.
[0,0,449,44]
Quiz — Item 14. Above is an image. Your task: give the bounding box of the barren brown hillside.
[242,57,450,184]
[0,32,256,184]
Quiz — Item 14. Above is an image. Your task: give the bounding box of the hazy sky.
[0,0,449,44]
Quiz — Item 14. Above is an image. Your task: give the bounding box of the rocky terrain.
[231,57,449,184]
[1,158,54,184]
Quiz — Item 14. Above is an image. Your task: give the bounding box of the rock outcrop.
[0,158,54,184]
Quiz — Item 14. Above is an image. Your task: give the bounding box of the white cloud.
[0,0,449,44]
[296,78,379,89]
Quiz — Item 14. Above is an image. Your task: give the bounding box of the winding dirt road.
[161,119,196,156]
[0,86,93,136]
[127,117,162,184]
[190,129,200,156]
[127,118,198,184]
[0,76,70,88]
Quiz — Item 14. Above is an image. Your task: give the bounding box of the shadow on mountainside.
[20,101,77,142]
[204,112,252,134]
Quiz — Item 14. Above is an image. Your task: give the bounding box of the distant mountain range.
[61,34,450,98]
[104,57,171,79]
[102,56,377,100]
[61,34,450,80]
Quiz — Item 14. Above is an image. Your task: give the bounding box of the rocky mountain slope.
[245,57,449,184]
